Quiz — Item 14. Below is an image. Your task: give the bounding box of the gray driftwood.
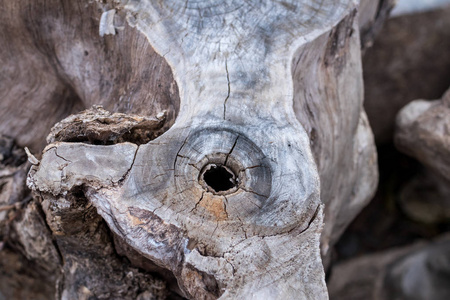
[394,87,450,224]
[328,234,450,300]
[1,0,383,299]
[395,87,450,182]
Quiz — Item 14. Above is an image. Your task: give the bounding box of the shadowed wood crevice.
[0,135,58,299]
[0,246,56,300]
[18,109,175,299]
[47,106,167,145]
[36,185,169,299]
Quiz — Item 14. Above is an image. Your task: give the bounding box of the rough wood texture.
[292,10,377,261]
[394,87,450,226]
[39,181,169,300]
[0,135,58,299]
[395,88,450,182]
[47,105,167,145]
[0,0,180,152]
[0,247,55,300]
[30,143,325,298]
[1,133,170,300]
[27,1,378,299]
[2,0,381,299]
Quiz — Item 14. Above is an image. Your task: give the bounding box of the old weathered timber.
[1,0,380,299]
[394,87,450,224]
[395,87,450,182]
[0,0,180,153]
[328,234,450,300]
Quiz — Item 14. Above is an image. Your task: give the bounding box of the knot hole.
[200,164,238,194]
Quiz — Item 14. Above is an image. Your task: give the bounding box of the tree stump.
[1,0,382,299]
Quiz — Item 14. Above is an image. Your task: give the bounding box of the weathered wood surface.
[0,0,180,153]
[1,0,382,299]
[0,133,170,299]
[394,87,450,224]
[292,9,378,262]
[395,87,450,182]
[0,136,57,300]
[47,105,167,145]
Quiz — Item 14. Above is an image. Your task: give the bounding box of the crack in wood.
[223,59,231,120]
[187,163,200,171]
[259,204,322,239]
[240,165,263,171]
[223,196,229,219]
[234,215,248,239]
[173,136,189,171]
[210,221,219,239]
[120,145,140,183]
[190,191,205,213]
[240,187,269,199]
[224,135,239,166]
[53,147,72,163]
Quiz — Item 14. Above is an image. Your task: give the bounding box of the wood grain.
[1,0,382,298]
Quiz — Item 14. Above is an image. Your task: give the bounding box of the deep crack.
[224,136,239,166]
[223,59,231,120]
[119,145,139,183]
[190,191,205,213]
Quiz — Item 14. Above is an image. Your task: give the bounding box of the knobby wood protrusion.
[47,105,167,145]
[30,113,326,299]
[2,0,380,299]
[395,87,450,183]
[394,87,450,224]
[26,111,172,299]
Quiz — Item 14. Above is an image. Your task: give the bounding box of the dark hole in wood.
[203,165,236,193]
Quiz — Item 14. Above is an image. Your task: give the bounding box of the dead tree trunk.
[0,0,387,299]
